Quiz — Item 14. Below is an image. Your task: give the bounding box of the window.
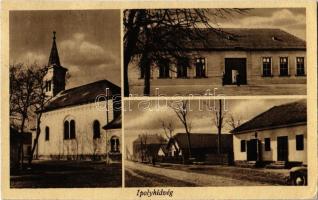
[70,120,76,139]
[195,58,206,78]
[45,80,52,92]
[177,58,189,78]
[110,136,120,152]
[262,57,272,76]
[158,60,170,78]
[45,126,50,141]
[296,57,305,76]
[280,57,289,76]
[64,119,76,140]
[240,140,246,152]
[64,121,69,139]
[264,138,271,151]
[93,120,101,139]
[296,134,304,150]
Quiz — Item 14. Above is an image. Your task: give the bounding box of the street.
[125,160,289,187]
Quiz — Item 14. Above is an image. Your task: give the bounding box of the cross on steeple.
[48,31,60,66]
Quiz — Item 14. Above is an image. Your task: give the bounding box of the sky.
[9,10,121,88]
[124,98,304,153]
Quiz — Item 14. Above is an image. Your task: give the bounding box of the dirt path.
[125,161,271,186]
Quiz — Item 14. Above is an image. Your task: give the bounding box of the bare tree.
[159,119,180,156]
[170,100,192,158]
[226,113,241,130]
[10,63,49,168]
[123,9,249,96]
[213,99,227,154]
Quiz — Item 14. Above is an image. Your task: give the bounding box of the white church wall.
[37,100,121,159]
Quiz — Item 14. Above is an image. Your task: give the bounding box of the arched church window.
[70,120,76,139]
[110,136,120,152]
[45,126,50,141]
[64,121,69,139]
[93,120,100,139]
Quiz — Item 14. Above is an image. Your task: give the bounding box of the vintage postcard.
[1,0,317,200]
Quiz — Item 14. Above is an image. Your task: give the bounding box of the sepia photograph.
[124,8,306,96]
[124,98,307,187]
[9,10,122,188]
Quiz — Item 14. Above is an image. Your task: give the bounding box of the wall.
[36,100,122,159]
[233,124,307,163]
[128,50,306,87]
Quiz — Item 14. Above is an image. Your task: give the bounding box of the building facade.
[34,32,122,161]
[231,100,307,167]
[129,28,306,91]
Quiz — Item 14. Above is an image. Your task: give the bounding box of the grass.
[125,169,196,187]
[10,160,122,188]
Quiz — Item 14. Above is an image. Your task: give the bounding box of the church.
[33,32,122,161]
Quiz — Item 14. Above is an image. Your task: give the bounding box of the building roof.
[171,133,233,149]
[48,31,61,66]
[133,134,167,145]
[43,79,121,112]
[158,28,306,51]
[231,100,307,134]
[103,114,122,130]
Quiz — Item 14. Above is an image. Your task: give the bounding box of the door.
[277,136,288,161]
[224,58,247,85]
[247,139,258,161]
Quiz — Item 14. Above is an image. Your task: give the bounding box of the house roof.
[171,133,233,149]
[133,134,167,145]
[103,114,122,130]
[43,79,121,112]
[157,28,306,51]
[231,100,307,134]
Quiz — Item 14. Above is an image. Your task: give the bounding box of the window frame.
[296,134,304,151]
[177,58,189,78]
[195,57,207,78]
[45,126,50,141]
[262,57,272,77]
[93,120,101,139]
[264,138,271,151]
[64,119,76,140]
[240,140,246,152]
[158,59,171,79]
[279,57,289,76]
[296,57,305,76]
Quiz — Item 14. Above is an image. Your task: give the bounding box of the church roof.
[48,31,61,66]
[231,100,307,134]
[43,79,121,112]
[103,114,122,130]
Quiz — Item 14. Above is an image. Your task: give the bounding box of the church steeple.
[43,31,68,97]
[48,31,61,66]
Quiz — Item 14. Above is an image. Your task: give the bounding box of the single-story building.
[129,28,306,95]
[166,133,233,163]
[132,134,167,163]
[231,100,307,168]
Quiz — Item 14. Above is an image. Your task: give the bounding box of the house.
[34,32,121,161]
[10,127,32,169]
[166,133,233,163]
[132,134,167,163]
[231,100,307,168]
[129,28,306,92]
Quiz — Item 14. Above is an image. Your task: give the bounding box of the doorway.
[247,139,258,161]
[277,136,288,161]
[224,58,247,85]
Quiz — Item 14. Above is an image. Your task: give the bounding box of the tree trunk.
[18,116,26,169]
[217,99,223,154]
[28,113,42,165]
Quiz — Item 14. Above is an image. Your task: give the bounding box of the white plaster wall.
[37,100,122,158]
[233,125,307,163]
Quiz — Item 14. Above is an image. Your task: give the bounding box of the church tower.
[43,31,68,97]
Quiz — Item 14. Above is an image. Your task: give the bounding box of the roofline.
[41,99,106,113]
[231,121,307,135]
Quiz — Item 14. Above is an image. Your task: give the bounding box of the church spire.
[48,31,61,66]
